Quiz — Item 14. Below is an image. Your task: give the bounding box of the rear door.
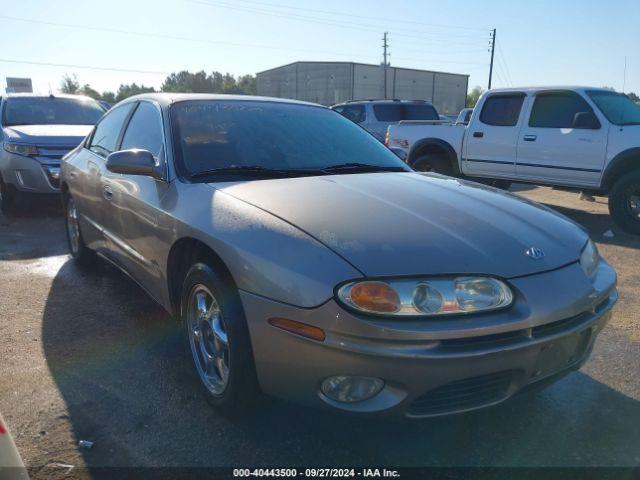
[516,90,607,187]
[462,92,526,178]
[73,103,133,250]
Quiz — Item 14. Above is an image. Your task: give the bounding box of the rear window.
[373,104,439,122]
[2,96,105,126]
[479,94,525,126]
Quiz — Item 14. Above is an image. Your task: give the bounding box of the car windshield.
[587,90,640,126]
[170,100,411,177]
[373,103,439,122]
[1,96,105,126]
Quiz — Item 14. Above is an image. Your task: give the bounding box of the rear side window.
[479,94,524,126]
[529,92,596,128]
[334,105,366,124]
[121,102,164,157]
[373,104,439,122]
[89,104,133,157]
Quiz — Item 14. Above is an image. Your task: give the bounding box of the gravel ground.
[0,186,639,479]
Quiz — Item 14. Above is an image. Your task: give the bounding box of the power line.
[0,58,168,75]
[216,0,489,32]
[497,45,514,87]
[0,14,379,60]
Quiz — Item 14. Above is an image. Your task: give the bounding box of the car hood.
[2,124,93,145]
[212,173,588,279]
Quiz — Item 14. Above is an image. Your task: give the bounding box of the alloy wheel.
[187,284,230,395]
[66,198,81,256]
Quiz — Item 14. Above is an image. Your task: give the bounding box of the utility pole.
[488,28,496,90]
[382,32,389,99]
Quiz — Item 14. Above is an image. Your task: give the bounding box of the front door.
[516,90,608,187]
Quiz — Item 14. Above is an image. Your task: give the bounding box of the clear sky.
[0,0,638,96]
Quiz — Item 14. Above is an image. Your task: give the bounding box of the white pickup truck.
[386,86,640,233]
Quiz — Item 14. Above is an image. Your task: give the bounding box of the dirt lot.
[0,185,639,478]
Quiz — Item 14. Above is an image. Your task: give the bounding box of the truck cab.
[387,87,640,233]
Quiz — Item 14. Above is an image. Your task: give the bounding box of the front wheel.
[608,171,640,235]
[180,262,259,412]
[0,177,18,215]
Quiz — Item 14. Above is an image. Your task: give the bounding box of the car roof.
[4,93,98,101]
[117,93,326,109]
[486,86,615,95]
[332,99,434,107]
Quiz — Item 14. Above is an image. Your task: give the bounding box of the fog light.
[320,376,384,403]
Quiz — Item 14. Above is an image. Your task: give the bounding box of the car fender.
[601,147,640,191]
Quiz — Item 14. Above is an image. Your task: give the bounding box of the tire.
[0,177,18,215]
[180,262,259,413]
[64,195,96,265]
[608,171,640,235]
[411,154,453,175]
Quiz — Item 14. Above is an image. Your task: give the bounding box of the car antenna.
[618,56,627,128]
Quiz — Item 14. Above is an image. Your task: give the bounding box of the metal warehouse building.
[256,61,469,115]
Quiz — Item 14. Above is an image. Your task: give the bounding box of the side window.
[336,105,366,124]
[529,92,598,128]
[120,102,164,156]
[89,104,133,157]
[479,94,525,126]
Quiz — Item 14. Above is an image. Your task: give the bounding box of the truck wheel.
[411,154,452,175]
[180,262,260,414]
[608,171,640,235]
[0,177,18,215]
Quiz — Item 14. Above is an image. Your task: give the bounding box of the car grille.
[34,145,76,189]
[407,370,516,417]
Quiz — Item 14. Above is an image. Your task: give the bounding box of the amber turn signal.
[349,281,401,313]
[268,317,326,342]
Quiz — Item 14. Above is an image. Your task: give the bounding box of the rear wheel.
[608,171,640,235]
[0,177,18,215]
[65,195,95,265]
[411,154,452,175]
[180,262,259,413]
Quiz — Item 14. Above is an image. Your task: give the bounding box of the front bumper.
[240,259,617,417]
[0,150,61,193]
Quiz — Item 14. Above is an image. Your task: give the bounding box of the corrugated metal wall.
[257,62,468,115]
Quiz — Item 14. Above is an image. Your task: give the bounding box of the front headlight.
[337,276,513,317]
[3,142,37,157]
[580,239,600,279]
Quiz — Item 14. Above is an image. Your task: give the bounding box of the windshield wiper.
[321,163,408,173]
[189,165,319,179]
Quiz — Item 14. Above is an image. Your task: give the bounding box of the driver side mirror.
[573,111,600,129]
[106,149,162,180]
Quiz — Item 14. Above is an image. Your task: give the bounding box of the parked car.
[0,93,106,213]
[61,93,617,417]
[456,107,474,124]
[386,87,640,233]
[331,99,440,142]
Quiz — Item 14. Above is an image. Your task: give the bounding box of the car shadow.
[0,195,66,260]
[41,259,640,471]
[538,202,640,249]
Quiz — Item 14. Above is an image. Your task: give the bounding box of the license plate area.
[533,329,591,380]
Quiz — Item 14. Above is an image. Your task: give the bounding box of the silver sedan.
[60,93,617,418]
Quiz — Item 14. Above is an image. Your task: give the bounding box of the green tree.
[115,83,155,102]
[627,92,639,104]
[100,91,116,104]
[466,86,484,108]
[60,74,80,94]
[78,84,101,100]
[160,70,257,95]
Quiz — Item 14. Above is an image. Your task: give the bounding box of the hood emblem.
[525,246,545,260]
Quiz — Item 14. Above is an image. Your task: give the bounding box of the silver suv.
[331,99,439,142]
[0,94,105,213]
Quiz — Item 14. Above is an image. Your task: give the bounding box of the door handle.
[523,134,537,142]
[103,185,113,201]
[473,131,484,138]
